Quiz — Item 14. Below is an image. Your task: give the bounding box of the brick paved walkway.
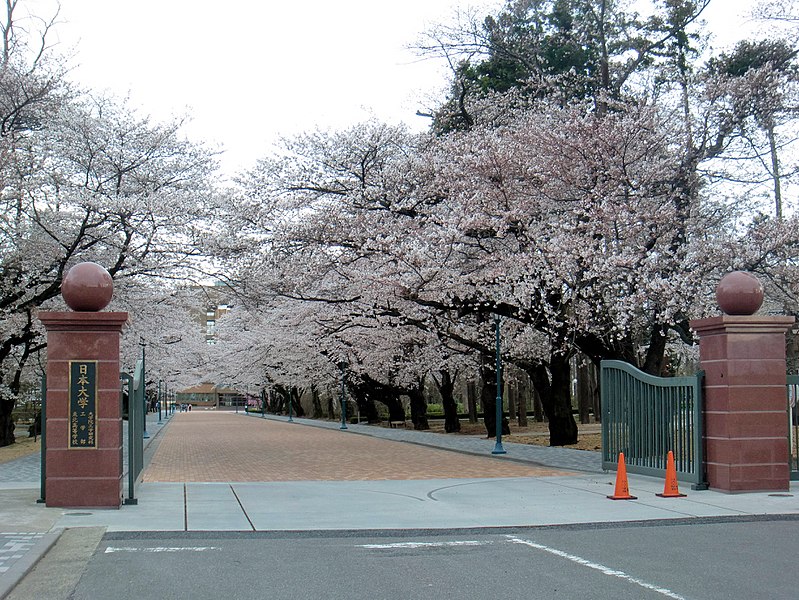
[144,412,569,482]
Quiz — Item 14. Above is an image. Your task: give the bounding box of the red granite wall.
[40,312,128,508]
[691,315,793,492]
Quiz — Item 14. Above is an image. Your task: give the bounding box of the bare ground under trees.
[422,420,602,452]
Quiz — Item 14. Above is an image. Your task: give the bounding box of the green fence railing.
[787,375,799,481]
[601,360,706,488]
[38,373,46,504]
[121,358,145,504]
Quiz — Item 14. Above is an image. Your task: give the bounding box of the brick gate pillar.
[39,262,128,508]
[690,271,793,492]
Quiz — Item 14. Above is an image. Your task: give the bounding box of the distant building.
[175,382,245,409]
[192,283,233,346]
[178,284,242,406]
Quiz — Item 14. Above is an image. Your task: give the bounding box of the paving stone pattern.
[0,414,170,484]
[275,414,605,474]
[0,533,44,574]
[0,454,40,484]
[143,412,571,482]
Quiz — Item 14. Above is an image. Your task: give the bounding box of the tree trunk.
[466,380,478,424]
[528,357,578,446]
[290,387,305,418]
[0,311,42,446]
[434,369,460,433]
[408,377,429,430]
[592,376,602,424]
[270,389,281,413]
[326,389,335,420]
[507,381,517,425]
[642,322,668,376]
[533,385,544,423]
[274,385,305,418]
[311,385,323,419]
[576,359,592,425]
[0,401,14,447]
[768,122,782,220]
[348,380,380,423]
[352,375,413,424]
[358,374,405,422]
[480,362,510,438]
[380,392,406,422]
[588,361,600,423]
[517,374,528,427]
[29,410,41,439]
[356,398,379,423]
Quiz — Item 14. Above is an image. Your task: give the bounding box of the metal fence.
[121,358,146,504]
[601,360,706,487]
[788,375,799,481]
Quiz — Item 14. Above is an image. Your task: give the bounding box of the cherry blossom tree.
[222,82,799,445]
[0,0,221,445]
[202,1,799,448]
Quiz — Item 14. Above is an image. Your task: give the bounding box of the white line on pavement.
[506,536,687,600]
[358,541,491,550]
[104,546,222,554]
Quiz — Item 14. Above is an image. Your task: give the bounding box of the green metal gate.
[601,360,706,488]
[787,375,799,481]
[122,358,145,504]
[38,374,46,503]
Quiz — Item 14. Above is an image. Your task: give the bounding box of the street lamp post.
[164,382,170,419]
[287,387,294,423]
[140,338,149,440]
[157,380,163,424]
[492,314,507,455]
[338,362,348,430]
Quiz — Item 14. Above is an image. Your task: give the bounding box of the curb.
[0,414,175,598]
[0,530,61,600]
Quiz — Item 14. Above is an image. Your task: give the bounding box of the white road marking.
[358,541,491,549]
[104,546,221,554]
[507,536,687,600]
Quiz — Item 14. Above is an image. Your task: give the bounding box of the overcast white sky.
[30,0,763,176]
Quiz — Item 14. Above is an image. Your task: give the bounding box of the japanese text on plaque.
[69,361,97,448]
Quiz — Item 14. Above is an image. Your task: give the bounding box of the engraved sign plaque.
[69,361,97,448]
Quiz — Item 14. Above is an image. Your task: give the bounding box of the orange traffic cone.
[656,451,687,498]
[607,452,637,500]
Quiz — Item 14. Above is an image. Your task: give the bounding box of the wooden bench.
[388,420,408,429]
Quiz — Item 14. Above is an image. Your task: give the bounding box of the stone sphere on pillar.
[715,271,764,315]
[61,262,114,312]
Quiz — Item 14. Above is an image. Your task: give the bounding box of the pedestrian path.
[0,411,172,485]
[269,414,604,473]
[0,454,39,484]
[42,412,799,533]
[144,412,570,481]
[0,409,798,597]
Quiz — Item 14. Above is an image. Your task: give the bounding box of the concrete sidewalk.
[1,411,798,596]
[0,411,172,597]
[2,411,796,532]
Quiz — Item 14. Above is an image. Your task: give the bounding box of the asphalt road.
[18,516,797,600]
